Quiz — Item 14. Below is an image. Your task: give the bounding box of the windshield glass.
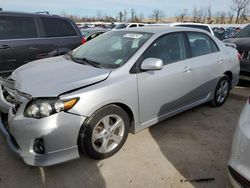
[71,31,152,68]
[235,25,250,38]
[114,24,129,29]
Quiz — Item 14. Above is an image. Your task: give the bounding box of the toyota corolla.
[0,26,240,166]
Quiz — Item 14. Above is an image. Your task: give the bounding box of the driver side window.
[142,33,187,65]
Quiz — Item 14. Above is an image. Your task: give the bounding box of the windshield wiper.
[67,54,101,68]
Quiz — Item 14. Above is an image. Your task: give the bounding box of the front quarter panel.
[61,71,139,133]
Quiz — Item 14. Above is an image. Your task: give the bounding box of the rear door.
[185,32,222,100]
[39,17,82,54]
[137,32,195,124]
[0,15,39,76]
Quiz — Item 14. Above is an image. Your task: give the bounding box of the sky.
[0,0,232,18]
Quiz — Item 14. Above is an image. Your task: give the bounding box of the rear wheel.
[78,105,129,159]
[210,75,230,107]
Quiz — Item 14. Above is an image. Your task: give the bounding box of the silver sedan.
[0,26,239,166]
[229,97,250,188]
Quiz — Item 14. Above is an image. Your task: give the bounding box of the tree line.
[1,0,247,24]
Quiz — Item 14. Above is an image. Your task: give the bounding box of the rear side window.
[142,33,187,65]
[187,32,219,57]
[129,24,137,28]
[0,16,38,40]
[41,18,77,37]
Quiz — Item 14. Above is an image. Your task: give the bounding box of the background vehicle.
[112,23,145,30]
[149,22,214,35]
[80,28,110,42]
[228,97,250,188]
[224,24,250,82]
[0,27,239,166]
[0,11,83,77]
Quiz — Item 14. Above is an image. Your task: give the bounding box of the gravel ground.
[0,95,247,188]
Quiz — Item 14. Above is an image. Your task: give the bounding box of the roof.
[0,11,60,18]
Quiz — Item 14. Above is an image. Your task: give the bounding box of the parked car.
[228,97,250,188]
[112,23,145,30]
[80,28,110,42]
[224,25,250,81]
[0,11,84,77]
[150,22,214,35]
[0,26,239,166]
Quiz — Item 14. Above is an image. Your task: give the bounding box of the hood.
[11,56,111,97]
[224,37,250,51]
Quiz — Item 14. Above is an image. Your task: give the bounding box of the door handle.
[217,58,223,63]
[184,66,192,73]
[0,45,10,49]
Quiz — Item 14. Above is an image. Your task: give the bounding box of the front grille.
[228,166,250,188]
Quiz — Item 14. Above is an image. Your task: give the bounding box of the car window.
[0,16,38,40]
[87,32,103,41]
[187,32,217,57]
[114,24,129,29]
[235,25,250,38]
[142,33,187,65]
[129,24,137,28]
[41,18,77,37]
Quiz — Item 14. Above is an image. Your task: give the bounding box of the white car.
[149,22,214,35]
[112,23,145,30]
[228,97,250,188]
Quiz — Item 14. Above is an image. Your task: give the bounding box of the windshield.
[114,24,129,29]
[235,25,250,38]
[71,31,152,68]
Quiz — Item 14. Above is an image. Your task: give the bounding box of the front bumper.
[229,101,250,187]
[0,107,86,166]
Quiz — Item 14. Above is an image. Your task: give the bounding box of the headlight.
[24,98,79,119]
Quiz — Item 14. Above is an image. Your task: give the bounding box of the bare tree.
[150,9,164,22]
[118,11,123,22]
[176,9,188,22]
[231,0,250,23]
[206,5,212,23]
[227,10,234,23]
[123,10,127,22]
[130,9,136,22]
[219,11,226,23]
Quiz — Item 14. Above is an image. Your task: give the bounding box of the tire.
[78,105,130,160]
[210,75,230,107]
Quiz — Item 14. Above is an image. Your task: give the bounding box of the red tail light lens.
[81,38,86,44]
[237,53,242,61]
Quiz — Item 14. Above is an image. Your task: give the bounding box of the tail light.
[81,38,86,44]
[237,53,242,61]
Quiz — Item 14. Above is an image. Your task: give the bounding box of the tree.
[206,5,212,23]
[231,0,250,23]
[150,9,164,22]
[227,10,234,23]
[176,9,188,22]
[118,11,123,22]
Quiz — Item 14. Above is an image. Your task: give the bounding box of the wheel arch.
[223,71,233,89]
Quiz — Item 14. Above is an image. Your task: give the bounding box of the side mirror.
[141,58,163,71]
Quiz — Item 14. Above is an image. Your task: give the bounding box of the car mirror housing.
[141,58,163,71]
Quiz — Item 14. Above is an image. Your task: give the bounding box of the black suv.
[0,11,83,77]
[224,25,250,82]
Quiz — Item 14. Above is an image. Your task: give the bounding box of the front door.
[137,32,195,125]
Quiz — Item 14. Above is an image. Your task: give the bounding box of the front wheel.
[210,75,230,107]
[78,105,130,160]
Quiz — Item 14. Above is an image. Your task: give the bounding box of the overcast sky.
[0,0,232,17]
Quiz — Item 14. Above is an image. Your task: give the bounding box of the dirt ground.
[0,94,248,188]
